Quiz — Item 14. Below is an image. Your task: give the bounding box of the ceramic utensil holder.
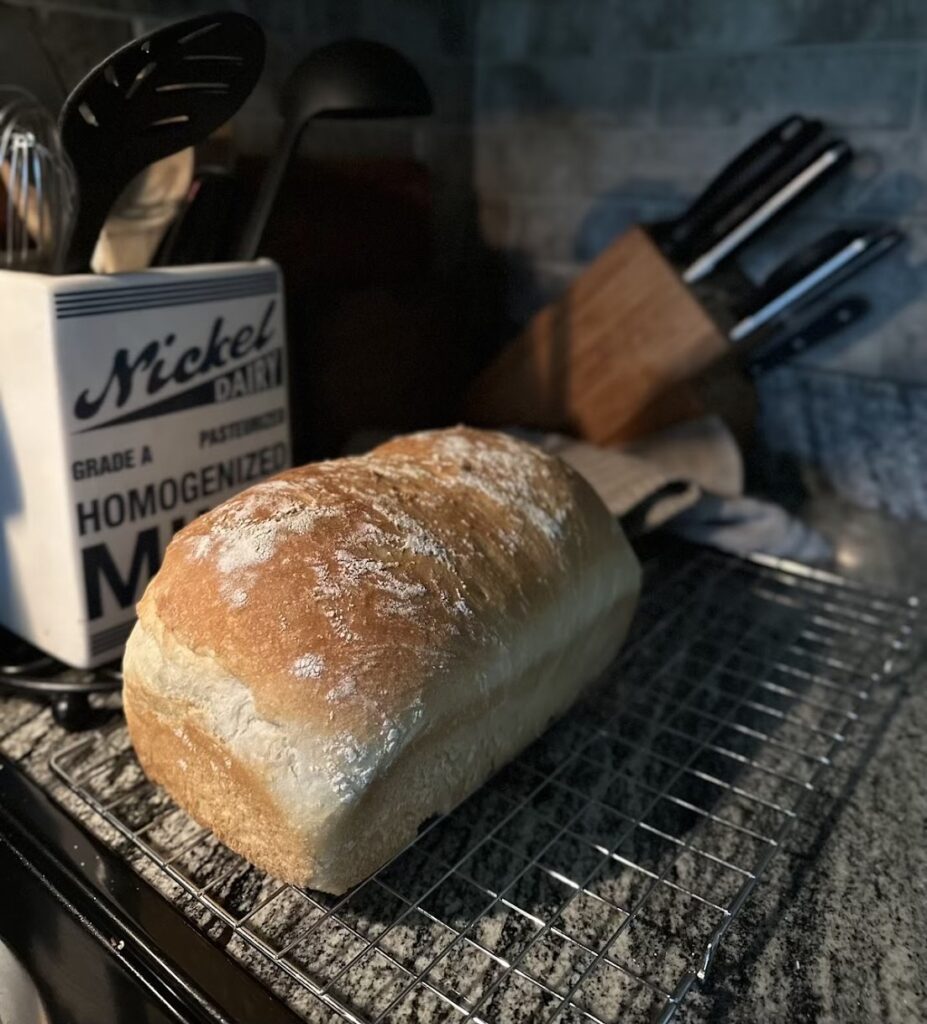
[0,261,290,667]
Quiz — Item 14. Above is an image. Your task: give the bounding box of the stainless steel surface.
[655,114,820,262]
[730,227,901,343]
[0,937,50,1024]
[44,547,917,1024]
[0,88,76,272]
[729,236,868,342]
[683,144,849,285]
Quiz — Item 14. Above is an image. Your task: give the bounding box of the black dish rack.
[0,626,121,730]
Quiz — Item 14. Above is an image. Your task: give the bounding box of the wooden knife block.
[464,226,755,444]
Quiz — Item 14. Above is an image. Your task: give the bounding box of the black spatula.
[59,11,264,273]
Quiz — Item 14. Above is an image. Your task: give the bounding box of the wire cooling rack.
[48,545,919,1024]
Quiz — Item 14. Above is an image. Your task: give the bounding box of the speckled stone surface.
[0,508,924,1024]
[679,496,927,1024]
[683,684,927,1023]
[755,368,927,522]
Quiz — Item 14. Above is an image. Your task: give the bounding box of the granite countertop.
[0,496,924,1024]
[685,495,927,1023]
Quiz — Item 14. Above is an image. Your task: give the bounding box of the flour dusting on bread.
[144,429,606,780]
[292,653,324,679]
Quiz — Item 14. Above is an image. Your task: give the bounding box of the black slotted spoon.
[59,11,264,273]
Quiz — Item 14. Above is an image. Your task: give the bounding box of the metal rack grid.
[49,546,919,1024]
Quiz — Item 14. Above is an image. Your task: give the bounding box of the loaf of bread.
[123,427,640,893]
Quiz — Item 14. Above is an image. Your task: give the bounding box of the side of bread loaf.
[123,427,640,894]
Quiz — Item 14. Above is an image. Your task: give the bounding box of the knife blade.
[730,226,902,342]
[745,296,870,375]
[683,139,854,284]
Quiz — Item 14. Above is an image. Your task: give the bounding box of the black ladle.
[236,38,432,262]
[59,11,264,273]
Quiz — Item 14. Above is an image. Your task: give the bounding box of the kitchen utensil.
[705,137,850,245]
[58,11,264,273]
[730,226,902,341]
[154,165,241,265]
[654,114,824,262]
[683,139,854,283]
[0,88,76,271]
[91,147,194,273]
[746,296,870,375]
[236,38,432,262]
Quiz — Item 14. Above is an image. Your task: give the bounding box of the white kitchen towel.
[514,418,832,564]
[525,415,742,528]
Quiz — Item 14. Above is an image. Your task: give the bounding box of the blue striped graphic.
[55,271,278,319]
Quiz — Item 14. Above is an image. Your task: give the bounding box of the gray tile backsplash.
[5,0,926,518]
[655,49,920,131]
[478,56,656,125]
[598,0,927,51]
[756,369,927,520]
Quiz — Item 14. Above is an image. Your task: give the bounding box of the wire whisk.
[0,87,77,272]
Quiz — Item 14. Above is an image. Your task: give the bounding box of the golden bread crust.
[124,427,641,892]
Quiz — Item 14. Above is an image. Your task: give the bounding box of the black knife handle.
[685,140,855,286]
[666,115,822,257]
[747,296,870,375]
[708,137,853,243]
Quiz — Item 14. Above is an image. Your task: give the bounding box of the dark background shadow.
[0,399,24,637]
